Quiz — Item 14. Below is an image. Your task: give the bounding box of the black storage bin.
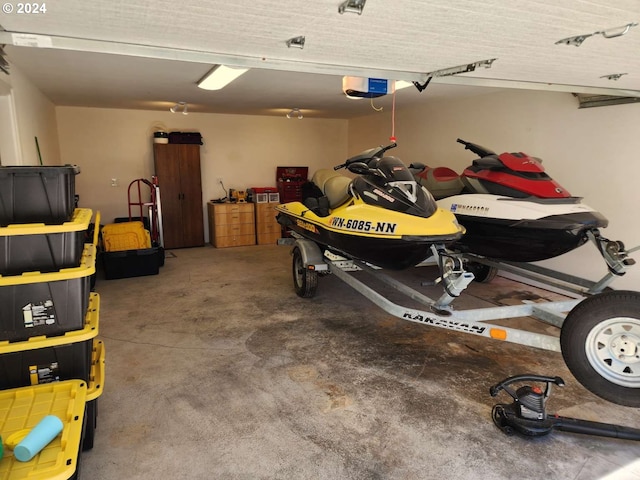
[0,165,80,226]
[0,244,95,342]
[0,208,92,275]
[168,132,203,144]
[102,247,161,279]
[83,398,98,451]
[0,338,93,390]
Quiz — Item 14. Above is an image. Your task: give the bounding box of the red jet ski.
[414,139,612,264]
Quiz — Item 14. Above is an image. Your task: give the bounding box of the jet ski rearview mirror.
[347,162,371,175]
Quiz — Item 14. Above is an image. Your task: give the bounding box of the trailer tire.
[292,247,318,298]
[560,290,640,407]
[467,262,498,283]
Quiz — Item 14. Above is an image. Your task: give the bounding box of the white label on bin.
[22,300,56,327]
[29,362,61,385]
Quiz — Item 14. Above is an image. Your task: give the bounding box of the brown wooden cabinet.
[254,203,281,245]
[208,202,256,248]
[153,144,204,249]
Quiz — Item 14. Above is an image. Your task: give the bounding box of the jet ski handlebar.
[456,138,497,158]
[334,142,398,170]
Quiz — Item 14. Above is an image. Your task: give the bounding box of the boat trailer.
[288,236,640,408]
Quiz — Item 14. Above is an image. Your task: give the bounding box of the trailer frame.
[288,236,640,407]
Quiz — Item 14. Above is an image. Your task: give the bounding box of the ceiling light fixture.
[286,36,306,49]
[556,22,638,46]
[197,65,249,90]
[338,0,366,15]
[286,108,303,119]
[170,101,188,115]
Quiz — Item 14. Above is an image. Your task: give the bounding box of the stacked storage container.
[101,220,162,279]
[0,166,105,479]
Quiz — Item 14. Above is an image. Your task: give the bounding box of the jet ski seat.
[301,181,330,217]
[414,166,464,199]
[312,169,352,208]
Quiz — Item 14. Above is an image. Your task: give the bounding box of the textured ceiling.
[0,0,639,118]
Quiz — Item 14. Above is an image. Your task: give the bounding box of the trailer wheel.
[560,290,640,407]
[292,247,318,298]
[466,262,498,283]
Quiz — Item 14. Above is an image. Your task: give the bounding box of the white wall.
[56,107,348,237]
[0,76,22,166]
[348,89,640,290]
[2,64,60,165]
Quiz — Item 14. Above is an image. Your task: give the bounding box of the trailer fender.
[293,239,328,271]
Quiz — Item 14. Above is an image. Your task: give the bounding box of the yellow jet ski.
[276,143,465,270]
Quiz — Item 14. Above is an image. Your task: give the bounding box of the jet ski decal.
[450,203,490,215]
[372,189,395,203]
[403,311,487,334]
[296,219,319,234]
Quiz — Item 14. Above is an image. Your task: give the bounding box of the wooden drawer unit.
[255,202,282,245]
[208,202,256,248]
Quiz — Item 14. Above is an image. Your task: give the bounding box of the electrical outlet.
[111,178,118,187]
[217,177,223,184]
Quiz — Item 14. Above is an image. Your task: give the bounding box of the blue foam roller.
[14,415,63,462]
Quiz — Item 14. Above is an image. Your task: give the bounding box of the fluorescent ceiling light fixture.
[339,0,366,15]
[170,101,188,115]
[197,65,248,90]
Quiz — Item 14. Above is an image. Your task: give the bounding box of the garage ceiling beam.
[0,30,430,82]
[433,74,640,98]
[1,30,640,99]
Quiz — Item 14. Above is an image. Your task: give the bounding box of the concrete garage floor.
[84,245,640,480]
